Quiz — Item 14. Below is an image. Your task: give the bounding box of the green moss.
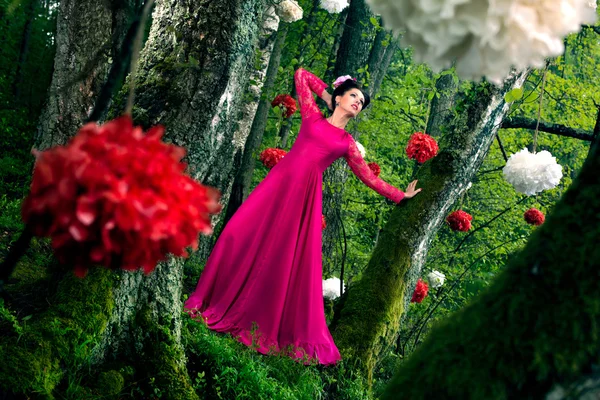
[135,308,199,400]
[0,267,114,397]
[381,145,600,398]
[95,370,125,396]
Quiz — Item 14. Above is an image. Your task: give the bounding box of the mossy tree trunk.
[5,0,265,398]
[35,0,137,150]
[91,0,265,397]
[381,134,600,400]
[330,70,530,383]
[224,18,288,225]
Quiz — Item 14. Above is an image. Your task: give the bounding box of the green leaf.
[504,88,524,103]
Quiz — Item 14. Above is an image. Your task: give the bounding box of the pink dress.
[184,68,404,365]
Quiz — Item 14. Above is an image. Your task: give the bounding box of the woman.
[185,68,421,365]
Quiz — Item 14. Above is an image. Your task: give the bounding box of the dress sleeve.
[294,67,329,118]
[344,138,405,204]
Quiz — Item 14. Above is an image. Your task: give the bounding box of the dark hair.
[331,79,370,113]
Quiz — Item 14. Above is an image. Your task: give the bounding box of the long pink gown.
[184,68,405,365]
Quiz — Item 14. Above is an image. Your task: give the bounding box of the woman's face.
[336,88,365,117]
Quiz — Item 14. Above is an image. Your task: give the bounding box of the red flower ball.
[411,278,429,303]
[22,116,222,278]
[271,94,297,118]
[367,162,381,177]
[259,148,287,169]
[446,210,473,232]
[406,132,439,164]
[524,208,545,225]
[321,214,327,230]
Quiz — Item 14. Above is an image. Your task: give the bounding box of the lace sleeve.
[294,68,328,118]
[344,139,405,204]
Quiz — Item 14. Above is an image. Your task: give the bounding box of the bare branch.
[502,116,594,141]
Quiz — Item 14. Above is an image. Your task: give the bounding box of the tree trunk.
[277,0,319,148]
[332,0,375,78]
[2,0,265,397]
[224,19,288,225]
[11,0,36,103]
[91,0,265,395]
[321,0,377,277]
[330,69,530,383]
[369,38,397,97]
[381,134,600,400]
[35,0,135,150]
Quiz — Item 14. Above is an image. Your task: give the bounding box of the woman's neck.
[327,111,351,129]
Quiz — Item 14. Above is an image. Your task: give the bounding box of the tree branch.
[502,116,594,141]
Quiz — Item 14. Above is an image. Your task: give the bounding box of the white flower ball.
[427,270,446,288]
[503,148,563,196]
[323,277,344,300]
[276,0,303,23]
[355,141,366,158]
[363,0,597,83]
[320,0,349,13]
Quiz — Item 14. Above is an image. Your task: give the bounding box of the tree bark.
[369,38,397,97]
[322,0,377,277]
[224,19,288,225]
[330,69,530,383]
[35,0,135,150]
[11,0,36,103]
[5,0,265,397]
[381,133,600,400]
[277,0,320,148]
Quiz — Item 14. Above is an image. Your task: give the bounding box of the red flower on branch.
[406,132,439,164]
[524,208,545,225]
[411,278,429,303]
[446,210,473,232]
[321,214,326,230]
[367,162,381,177]
[22,116,222,278]
[259,148,287,169]
[271,94,298,118]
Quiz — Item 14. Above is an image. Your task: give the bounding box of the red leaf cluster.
[367,162,381,177]
[446,210,473,232]
[271,94,298,118]
[405,132,439,164]
[321,214,326,230]
[259,148,287,169]
[524,208,545,225]
[411,278,429,303]
[22,116,222,277]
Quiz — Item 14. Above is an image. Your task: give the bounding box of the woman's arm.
[344,139,409,203]
[294,68,329,117]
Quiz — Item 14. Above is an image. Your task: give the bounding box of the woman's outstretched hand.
[404,180,422,199]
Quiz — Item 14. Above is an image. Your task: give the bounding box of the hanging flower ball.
[406,132,439,164]
[355,141,366,158]
[502,148,563,196]
[271,94,297,118]
[411,278,429,303]
[364,0,596,83]
[323,277,344,300]
[275,0,303,23]
[321,214,327,230]
[21,116,222,278]
[446,210,473,232]
[367,162,381,177]
[524,208,545,226]
[427,270,446,288]
[320,0,349,13]
[259,148,287,169]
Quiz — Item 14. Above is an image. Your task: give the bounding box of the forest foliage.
[1,0,599,398]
